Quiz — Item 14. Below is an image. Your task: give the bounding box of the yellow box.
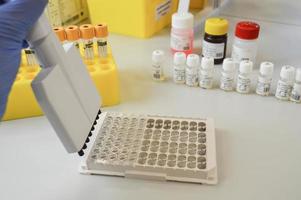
[87,0,179,38]
[2,46,120,121]
[190,0,205,9]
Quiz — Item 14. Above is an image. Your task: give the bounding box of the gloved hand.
[0,0,48,120]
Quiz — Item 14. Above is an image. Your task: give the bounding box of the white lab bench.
[0,1,301,200]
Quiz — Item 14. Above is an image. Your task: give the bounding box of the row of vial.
[23,23,109,66]
[152,50,301,103]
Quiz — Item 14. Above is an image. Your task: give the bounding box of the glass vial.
[220,58,236,91]
[290,68,301,103]
[231,21,260,64]
[80,24,95,64]
[236,60,253,94]
[24,48,38,66]
[95,23,109,59]
[199,56,214,89]
[152,50,165,81]
[275,66,295,101]
[202,18,228,64]
[256,62,274,96]
[170,12,194,55]
[65,25,80,49]
[173,52,186,84]
[186,54,200,87]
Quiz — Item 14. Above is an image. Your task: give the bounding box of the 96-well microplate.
[80,112,217,184]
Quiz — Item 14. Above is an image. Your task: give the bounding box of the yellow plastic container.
[2,46,120,121]
[190,0,205,9]
[87,0,179,38]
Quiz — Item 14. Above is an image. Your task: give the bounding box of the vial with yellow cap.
[80,24,95,64]
[65,25,80,49]
[202,18,229,64]
[95,23,109,59]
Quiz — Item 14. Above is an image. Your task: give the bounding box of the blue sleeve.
[0,0,48,120]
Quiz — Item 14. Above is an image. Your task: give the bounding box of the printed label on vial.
[291,90,301,102]
[256,81,271,96]
[231,45,254,63]
[173,68,185,83]
[152,64,163,80]
[275,80,292,99]
[202,40,225,59]
[171,34,192,51]
[237,75,251,93]
[155,0,172,20]
[199,75,213,89]
[220,76,234,91]
[186,69,198,86]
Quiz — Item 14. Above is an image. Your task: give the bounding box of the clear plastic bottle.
[290,68,301,103]
[236,60,253,94]
[80,24,95,64]
[231,21,260,64]
[199,56,214,89]
[152,50,165,81]
[220,58,236,91]
[173,52,186,84]
[256,62,274,96]
[186,54,200,87]
[95,23,109,59]
[275,66,295,101]
[170,12,194,55]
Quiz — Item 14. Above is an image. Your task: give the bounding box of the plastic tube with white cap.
[290,68,301,103]
[199,56,214,89]
[256,62,274,96]
[220,58,236,91]
[186,54,200,87]
[236,60,253,94]
[275,66,295,101]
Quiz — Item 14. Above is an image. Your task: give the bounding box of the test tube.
[94,23,109,59]
[24,48,38,66]
[53,26,66,44]
[65,25,80,49]
[80,24,95,64]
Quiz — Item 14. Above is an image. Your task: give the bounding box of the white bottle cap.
[239,60,253,74]
[186,54,200,67]
[260,62,274,76]
[173,52,186,65]
[222,58,236,72]
[152,50,165,63]
[280,65,295,81]
[201,56,214,70]
[295,68,301,82]
[172,12,194,29]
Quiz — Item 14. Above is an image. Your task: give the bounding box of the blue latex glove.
[0,0,48,120]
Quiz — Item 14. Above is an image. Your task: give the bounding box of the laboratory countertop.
[1,2,301,200]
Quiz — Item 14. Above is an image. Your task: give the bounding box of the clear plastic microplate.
[80,112,217,184]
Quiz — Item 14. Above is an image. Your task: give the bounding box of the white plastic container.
[186,54,200,87]
[236,60,253,94]
[152,50,165,81]
[256,62,274,96]
[220,58,236,91]
[170,12,194,55]
[275,66,295,101]
[290,68,301,103]
[173,52,187,84]
[199,57,214,89]
[231,21,260,64]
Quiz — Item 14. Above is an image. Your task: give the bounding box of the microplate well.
[80,112,217,184]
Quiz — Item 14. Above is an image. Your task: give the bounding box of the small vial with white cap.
[186,54,200,87]
[275,66,295,101]
[152,50,165,81]
[220,58,236,91]
[173,52,186,84]
[290,68,301,103]
[236,60,253,94]
[199,57,214,89]
[256,62,274,96]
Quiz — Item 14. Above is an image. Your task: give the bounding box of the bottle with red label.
[231,21,260,64]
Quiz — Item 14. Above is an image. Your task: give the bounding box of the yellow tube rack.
[2,45,120,121]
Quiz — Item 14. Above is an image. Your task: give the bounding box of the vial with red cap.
[231,21,260,64]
